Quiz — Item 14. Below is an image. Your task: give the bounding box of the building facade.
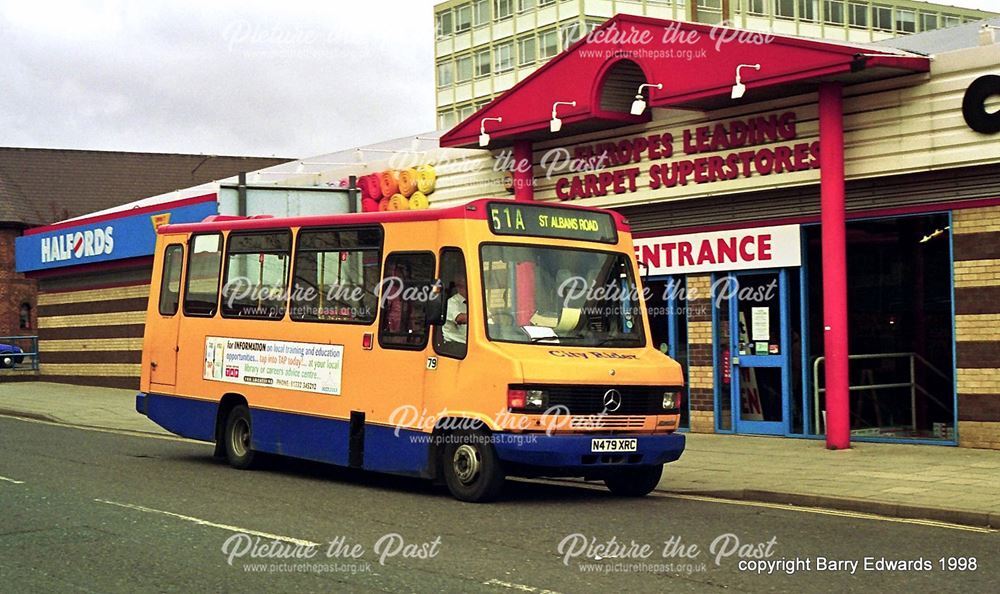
[436,15,1000,449]
[433,0,997,129]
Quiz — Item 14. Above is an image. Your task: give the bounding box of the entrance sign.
[634,224,800,275]
[204,336,344,395]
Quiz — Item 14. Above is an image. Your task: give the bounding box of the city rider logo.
[603,389,622,412]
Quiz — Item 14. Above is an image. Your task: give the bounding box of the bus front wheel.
[604,465,663,497]
[224,405,257,470]
[442,432,505,502]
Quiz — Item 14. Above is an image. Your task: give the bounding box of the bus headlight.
[662,391,679,410]
[507,387,547,410]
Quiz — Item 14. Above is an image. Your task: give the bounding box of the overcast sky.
[1,0,996,159]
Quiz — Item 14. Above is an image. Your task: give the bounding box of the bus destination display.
[487,203,617,243]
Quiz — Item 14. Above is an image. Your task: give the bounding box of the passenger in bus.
[442,277,468,344]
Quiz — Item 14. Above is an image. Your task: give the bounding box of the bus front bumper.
[492,432,685,469]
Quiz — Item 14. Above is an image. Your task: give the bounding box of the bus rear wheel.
[224,405,257,470]
[604,465,663,497]
[442,431,505,502]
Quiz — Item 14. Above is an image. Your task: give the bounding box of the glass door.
[729,270,791,435]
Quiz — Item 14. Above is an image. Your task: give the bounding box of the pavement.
[1,380,998,528]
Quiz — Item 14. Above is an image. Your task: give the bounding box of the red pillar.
[512,140,534,202]
[820,83,850,450]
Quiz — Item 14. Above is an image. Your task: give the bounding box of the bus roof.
[159,198,631,235]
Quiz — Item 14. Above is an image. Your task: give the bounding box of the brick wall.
[0,228,37,337]
[952,206,1000,450]
[686,274,715,432]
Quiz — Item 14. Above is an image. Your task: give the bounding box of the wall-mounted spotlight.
[550,101,577,133]
[630,83,663,116]
[479,116,503,147]
[731,64,761,100]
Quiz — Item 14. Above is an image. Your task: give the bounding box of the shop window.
[436,10,454,38]
[18,303,31,330]
[379,252,436,349]
[291,228,382,324]
[433,249,469,359]
[474,0,490,26]
[848,1,867,27]
[518,35,536,65]
[456,55,473,82]
[804,214,955,441]
[456,4,472,32]
[872,4,892,31]
[713,273,733,431]
[895,8,915,34]
[221,231,291,320]
[645,277,691,430]
[436,61,454,88]
[494,42,513,73]
[183,233,223,317]
[825,0,845,24]
[493,0,512,20]
[475,49,491,77]
[158,245,184,316]
[920,12,938,31]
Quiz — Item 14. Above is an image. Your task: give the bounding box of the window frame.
[182,232,224,318]
[378,250,438,351]
[475,49,492,77]
[494,41,514,73]
[158,243,185,317]
[517,35,536,65]
[291,225,384,326]
[220,229,292,321]
[433,247,470,360]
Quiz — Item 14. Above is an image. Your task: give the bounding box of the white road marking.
[0,475,25,484]
[94,499,321,547]
[483,578,562,593]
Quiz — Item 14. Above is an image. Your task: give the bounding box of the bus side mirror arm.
[426,279,447,326]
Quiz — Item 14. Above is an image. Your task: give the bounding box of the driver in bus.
[442,276,468,344]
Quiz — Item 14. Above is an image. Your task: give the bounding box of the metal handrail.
[812,352,951,434]
[0,335,40,372]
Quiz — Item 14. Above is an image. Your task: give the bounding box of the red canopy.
[440,14,929,149]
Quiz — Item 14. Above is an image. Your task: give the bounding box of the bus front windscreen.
[480,244,645,347]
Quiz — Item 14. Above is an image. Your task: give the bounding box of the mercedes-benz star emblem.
[603,389,622,412]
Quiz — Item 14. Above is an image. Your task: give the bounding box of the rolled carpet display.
[359,174,381,201]
[397,168,419,197]
[408,191,429,210]
[416,165,436,194]
[361,197,379,212]
[387,193,410,211]
[379,170,399,198]
[378,196,390,211]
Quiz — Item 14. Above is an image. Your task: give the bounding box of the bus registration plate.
[591,438,637,453]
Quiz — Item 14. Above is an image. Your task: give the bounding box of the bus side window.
[158,244,184,316]
[183,233,223,317]
[433,248,468,359]
[378,252,435,349]
[291,227,382,323]
[221,231,291,320]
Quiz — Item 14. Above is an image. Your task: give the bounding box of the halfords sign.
[633,224,801,275]
[15,199,217,273]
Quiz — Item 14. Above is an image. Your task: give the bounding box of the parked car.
[0,344,24,368]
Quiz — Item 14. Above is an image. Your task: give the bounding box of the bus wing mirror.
[426,279,447,326]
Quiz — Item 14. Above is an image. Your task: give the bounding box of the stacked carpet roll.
[359,166,437,212]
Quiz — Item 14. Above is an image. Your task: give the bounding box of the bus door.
[149,243,185,388]
[424,248,469,418]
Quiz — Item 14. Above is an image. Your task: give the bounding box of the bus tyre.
[442,432,505,502]
[224,405,257,470]
[604,465,663,497]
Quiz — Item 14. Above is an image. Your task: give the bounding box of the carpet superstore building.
[16,15,1000,450]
